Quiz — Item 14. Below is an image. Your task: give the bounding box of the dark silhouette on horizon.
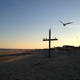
[59,20,73,26]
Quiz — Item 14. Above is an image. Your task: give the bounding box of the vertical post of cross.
[49,29,51,58]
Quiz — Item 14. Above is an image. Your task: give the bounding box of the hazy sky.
[0,0,80,49]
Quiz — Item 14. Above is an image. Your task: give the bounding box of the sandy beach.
[0,50,80,80]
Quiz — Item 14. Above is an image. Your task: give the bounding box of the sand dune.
[0,50,80,80]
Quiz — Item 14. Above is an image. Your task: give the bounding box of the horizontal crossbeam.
[43,38,58,41]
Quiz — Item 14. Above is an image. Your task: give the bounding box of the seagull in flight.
[59,20,73,26]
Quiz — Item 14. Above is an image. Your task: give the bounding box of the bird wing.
[59,20,64,24]
[65,22,73,25]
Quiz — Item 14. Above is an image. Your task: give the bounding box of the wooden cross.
[43,29,58,58]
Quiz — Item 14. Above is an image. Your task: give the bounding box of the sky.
[0,0,80,49]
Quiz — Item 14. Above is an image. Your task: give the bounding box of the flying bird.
[59,20,73,26]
